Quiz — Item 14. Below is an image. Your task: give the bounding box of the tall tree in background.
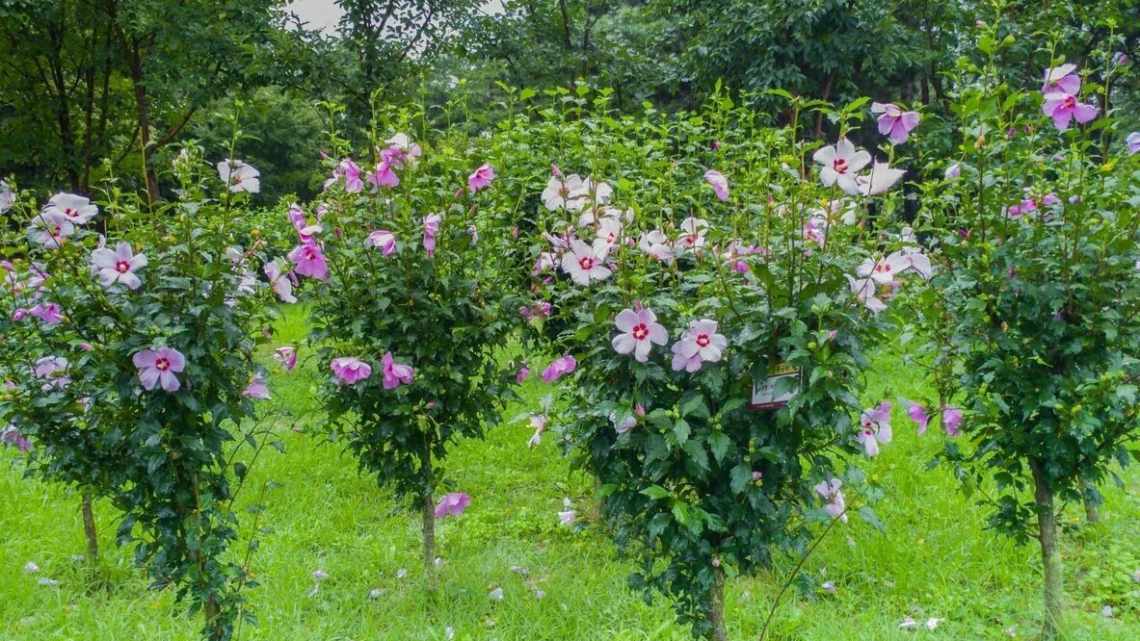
[0,0,288,201]
[335,0,479,119]
[111,0,285,202]
[0,0,128,193]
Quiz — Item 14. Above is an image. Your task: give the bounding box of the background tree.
[334,0,481,122]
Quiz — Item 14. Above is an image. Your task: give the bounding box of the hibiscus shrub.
[292,114,517,585]
[905,44,1140,640]
[1,185,126,565]
[507,89,929,639]
[0,145,278,641]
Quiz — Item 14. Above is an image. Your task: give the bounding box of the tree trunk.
[708,565,728,641]
[422,492,437,592]
[1081,478,1100,523]
[420,428,437,593]
[125,37,159,204]
[1031,461,1063,641]
[81,493,99,564]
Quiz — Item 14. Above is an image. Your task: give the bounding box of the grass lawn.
[2,306,1137,640]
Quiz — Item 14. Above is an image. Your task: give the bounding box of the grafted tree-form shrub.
[293,107,517,587]
[506,88,928,639]
[1,145,278,641]
[905,35,1140,640]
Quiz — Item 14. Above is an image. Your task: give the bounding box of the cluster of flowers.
[610,307,728,373]
[280,134,501,402]
[323,134,423,193]
[10,179,274,399]
[812,137,906,197]
[534,168,745,286]
[847,238,933,313]
[329,353,414,389]
[816,398,963,524]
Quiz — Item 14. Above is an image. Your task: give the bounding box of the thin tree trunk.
[1081,478,1100,523]
[81,493,99,564]
[183,469,225,641]
[125,37,158,204]
[422,492,437,592]
[420,431,437,592]
[204,595,223,641]
[708,565,728,641]
[1031,461,1063,641]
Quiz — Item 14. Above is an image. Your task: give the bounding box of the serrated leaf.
[683,439,709,472]
[646,408,672,430]
[671,502,704,535]
[717,397,747,416]
[709,432,731,463]
[681,392,710,419]
[730,464,753,494]
[673,418,691,444]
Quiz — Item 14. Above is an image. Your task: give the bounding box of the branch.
[557,0,573,51]
[396,5,437,64]
[758,509,846,641]
[154,105,200,148]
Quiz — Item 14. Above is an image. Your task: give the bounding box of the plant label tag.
[749,365,799,410]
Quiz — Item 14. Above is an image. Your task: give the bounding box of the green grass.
[2,307,1137,641]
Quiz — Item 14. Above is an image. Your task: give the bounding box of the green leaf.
[680,392,710,419]
[671,502,704,535]
[646,408,672,430]
[730,464,753,494]
[709,432,732,463]
[673,418,691,445]
[717,397,747,417]
[640,485,672,501]
[683,440,709,472]
[645,434,669,462]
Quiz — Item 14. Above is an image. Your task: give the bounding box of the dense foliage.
[287,106,519,584]
[901,30,1140,640]
[476,85,928,638]
[1,145,280,640]
[3,3,1140,641]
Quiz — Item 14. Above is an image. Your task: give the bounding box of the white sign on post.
[749,365,800,410]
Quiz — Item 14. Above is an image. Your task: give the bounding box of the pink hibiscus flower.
[133,347,186,392]
[264,259,297,303]
[871,103,921,144]
[670,319,727,372]
[468,163,495,193]
[90,242,147,290]
[422,214,442,258]
[365,229,397,256]
[434,492,471,518]
[907,402,929,435]
[541,355,577,383]
[367,160,399,189]
[331,357,372,385]
[381,352,414,389]
[1042,92,1098,131]
[814,478,848,523]
[288,242,330,281]
[942,406,963,437]
[242,373,270,400]
[612,307,668,363]
[856,401,892,456]
[704,169,729,201]
[561,238,612,285]
[274,346,297,371]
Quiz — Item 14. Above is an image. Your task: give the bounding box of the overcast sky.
[289,0,505,33]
